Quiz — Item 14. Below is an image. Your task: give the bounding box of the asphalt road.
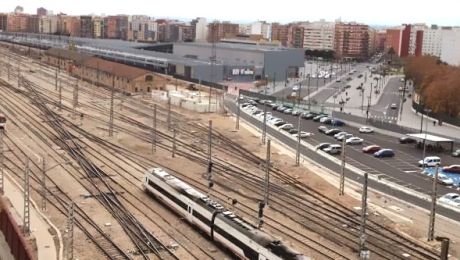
[229,100,460,222]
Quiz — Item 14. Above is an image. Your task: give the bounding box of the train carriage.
[143,168,306,260]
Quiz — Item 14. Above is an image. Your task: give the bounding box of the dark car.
[325,129,342,136]
[322,118,333,124]
[443,165,460,174]
[316,143,331,150]
[452,149,460,157]
[399,136,416,144]
[374,149,395,158]
[331,119,345,126]
[274,121,286,127]
[362,145,381,154]
[318,126,329,133]
[302,113,317,120]
[288,129,299,135]
[272,104,280,110]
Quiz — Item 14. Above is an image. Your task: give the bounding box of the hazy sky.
[2,0,460,26]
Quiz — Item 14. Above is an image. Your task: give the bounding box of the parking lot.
[240,100,460,200]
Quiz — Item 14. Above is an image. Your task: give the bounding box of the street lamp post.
[422,109,432,169]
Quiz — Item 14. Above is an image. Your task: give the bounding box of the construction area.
[0,43,458,260]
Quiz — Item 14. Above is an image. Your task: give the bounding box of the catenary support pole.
[295,113,302,166]
[172,129,176,158]
[207,120,212,179]
[67,202,74,260]
[167,97,171,130]
[23,157,30,235]
[427,164,439,241]
[236,93,240,130]
[152,104,157,153]
[264,139,271,206]
[41,156,47,211]
[0,129,4,194]
[339,137,346,195]
[109,77,114,137]
[359,173,369,259]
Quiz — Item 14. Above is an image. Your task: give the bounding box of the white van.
[418,156,441,167]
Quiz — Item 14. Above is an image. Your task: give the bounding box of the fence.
[0,197,35,260]
[412,101,460,127]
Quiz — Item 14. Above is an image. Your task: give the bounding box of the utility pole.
[41,157,47,211]
[172,129,176,158]
[109,77,114,137]
[366,83,373,123]
[152,104,156,153]
[167,96,171,130]
[58,80,62,111]
[67,202,74,260]
[262,99,267,145]
[361,83,365,112]
[0,129,4,194]
[236,93,240,130]
[400,78,407,121]
[295,113,301,166]
[72,79,78,120]
[339,137,346,195]
[7,54,11,81]
[23,158,30,235]
[264,139,271,206]
[55,67,58,91]
[17,61,21,88]
[207,120,212,180]
[208,85,212,113]
[427,164,439,241]
[359,173,370,259]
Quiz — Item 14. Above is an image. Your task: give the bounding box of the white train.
[143,168,306,260]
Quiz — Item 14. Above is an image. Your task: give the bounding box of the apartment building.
[191,17,208,42]
[334,22,369,60]
[440,28,460,66]
[302,20,335,51]
[207,21,239,42]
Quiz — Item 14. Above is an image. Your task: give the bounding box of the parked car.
[374,149,395,158]
[331,119,345,126]
[390,103,397,109]
[274,121,287,127]
[346,137,364,145]
[399,136,416,144]
[272,104,280,110]
[284,108,293,114]
[438,193,460,207]
[442,165,460,174]
[292,85,300,91]
[302,113,317,120]
[334,132,348,139]
[336,78,341,82]
[324,144,342,155]
[313,115,327,122]
[436,174,454,185]
[278,123,294,131]
[269,118,283,125]
[325,129,342,136]
[316,143,331,151]
[269,103,278,108]
[418,156,441,167]
[337,133,353,141]
[277,106,288,112]
[362,145,381,153]
[293,131,313,138]
[359,126,374,133]
[452,149,460,157]
[318,126,329,133]
[292,110,302,116]
[288,129,299,135]
[320,116,331,123]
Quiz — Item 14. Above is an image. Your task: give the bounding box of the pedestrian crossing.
[369,115,398,121]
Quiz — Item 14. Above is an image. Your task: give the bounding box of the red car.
[362,145,381,154]
[443,165,460,174]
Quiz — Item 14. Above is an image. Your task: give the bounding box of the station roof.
[82,57,152,80]
[406,133,453,143]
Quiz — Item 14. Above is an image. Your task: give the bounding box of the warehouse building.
[0,32,305,84]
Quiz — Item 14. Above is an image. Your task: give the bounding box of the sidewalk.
[3,172,60,260]
[397,97,460,140]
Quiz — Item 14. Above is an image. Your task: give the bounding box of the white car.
[390,103,397,109]
[346,137,364,145]
[293,131,313,138]
[439,193,460,207]
[284,108,293,114]
[437,174,454,186]
[269,117,282,124]
[334,132,348,139]
[278,123,294,130]
[337,133,353,141]
[359,126,374,133]
[292,85,300,91]
[320,116,331,123]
